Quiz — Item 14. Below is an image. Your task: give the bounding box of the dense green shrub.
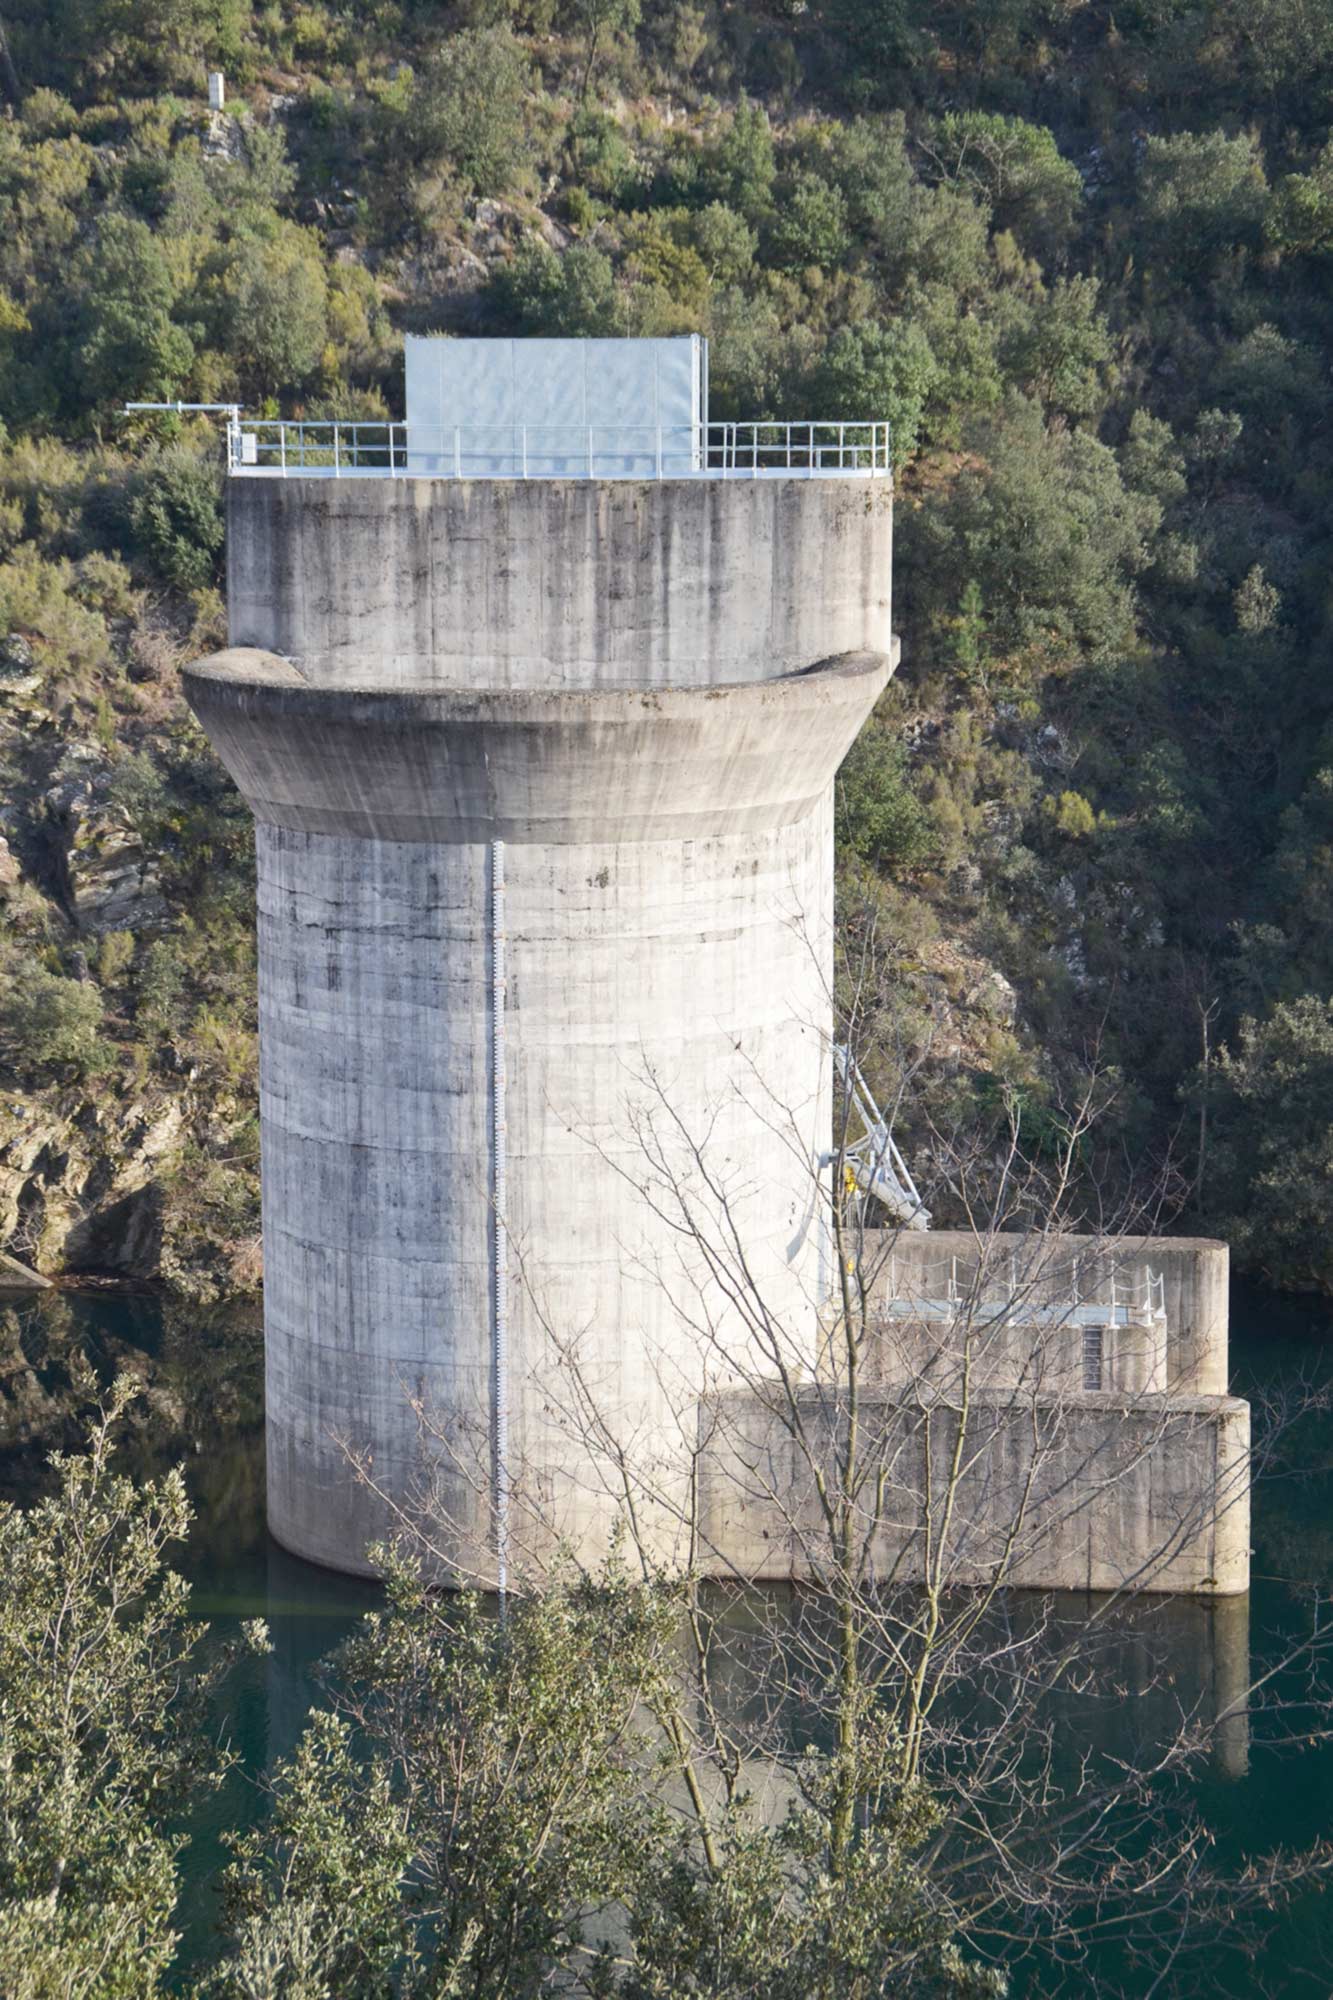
[767,170,851,271]
[75,212,194,412]
[210,221,329,397]
[0,964,105,1073]
[926,112,1082,264]
[126,448,223,591]
[698,98,776,221]
[836,724,936,873]
[806,322,940,464]
[488,242,624,336]
[1210,996,1333,1291]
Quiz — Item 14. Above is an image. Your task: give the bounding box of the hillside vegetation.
[1,0,1333,1291]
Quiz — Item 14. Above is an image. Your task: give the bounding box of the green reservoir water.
[3,1279,1333,1994]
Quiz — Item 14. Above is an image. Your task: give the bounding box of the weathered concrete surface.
[182,647,892,844]
[252,793,842,1575]
[871,1230,1230,1397]
[186,475,895,1578]
[225,478,894,690]
[699,1383,1251,1596]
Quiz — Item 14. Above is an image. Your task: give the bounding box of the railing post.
[333,424,340,478]
[454,426,461,480]
[587,426,594,478]
[656,425,662,480]
[522,425,528,479]
[279,423,286,478]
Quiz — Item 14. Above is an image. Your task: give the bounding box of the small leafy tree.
[564,0,640,102]
[406,27,535,193]
[925,111,1082,263]
[999,275,1113,421]
[699,99,776,224]
[1137,129,1269,278]
[213,220,329,399]
[489,241,624,336]
[1210,994,1333,1291]
[0,1379,251,1999]
[836,722,936,874]
[75,212,194,414]
[767,171,851,273]
[807,322,940,468]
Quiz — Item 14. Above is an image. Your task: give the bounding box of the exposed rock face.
[0,634,40,697]
[202,108,247,162]
[41,752,169,936]
[0,1088,254,1295]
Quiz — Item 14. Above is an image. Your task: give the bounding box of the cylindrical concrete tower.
[185,469,894,1580]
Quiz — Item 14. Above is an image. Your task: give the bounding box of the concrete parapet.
[225,477,894,691]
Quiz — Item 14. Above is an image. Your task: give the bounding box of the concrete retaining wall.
[699,1384,1250,1596]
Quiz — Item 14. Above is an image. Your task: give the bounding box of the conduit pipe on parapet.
[491,839,510,1610]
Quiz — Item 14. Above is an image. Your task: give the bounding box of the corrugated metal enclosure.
[403,332,707,476]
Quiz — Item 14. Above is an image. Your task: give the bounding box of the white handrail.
[881,1253,1170,1326]
[225,417,893,481]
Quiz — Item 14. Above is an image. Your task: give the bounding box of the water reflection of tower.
[262,1538,381,1774]
[688,1583,1251,1804]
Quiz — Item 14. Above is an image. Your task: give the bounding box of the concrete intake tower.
[184,336,895,1580]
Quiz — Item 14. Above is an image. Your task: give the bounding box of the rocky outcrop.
[0,1087,255,1295]
[0,633,40,698]
[41,750,169,936]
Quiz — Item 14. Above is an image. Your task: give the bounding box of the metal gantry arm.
[832,1044,930,1230]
